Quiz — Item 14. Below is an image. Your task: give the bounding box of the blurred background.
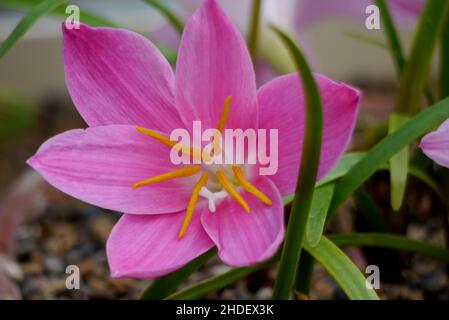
[0,0,447,300]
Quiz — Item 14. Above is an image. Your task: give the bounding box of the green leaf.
[140,248,217,300]
[395,0,449,115]
[306,183,335,247]
[329,96,449,216]
[304,236,380,300]
[283,152,365,205]
[0,0,118,27]
[329,233,449,263]
[166,256,276,300]
[316,152,366,187]
[247,0,262,61]
[270,26,323,300]
[142,0,184,34]
[388,113,410,211]
[0,0,67,58]
[375,0,405,75]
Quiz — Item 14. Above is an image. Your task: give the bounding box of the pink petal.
[27,125,194,214]
[201,177,284,266]
[257,73,361,196]
[175,0,258,131]
[420,119,449,168]
[63,23,183,133]
[107,212,214,278]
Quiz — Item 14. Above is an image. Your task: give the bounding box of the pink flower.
[420,120,449,168]
[27,0,360,278]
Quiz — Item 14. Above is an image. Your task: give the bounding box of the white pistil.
[199,187,228,212]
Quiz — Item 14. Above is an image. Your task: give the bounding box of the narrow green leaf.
[270,26,323,300]
[304,236,380,300]
[316,152,366,187]
[375,0,405,75]
[395,0,449,115]
[0,0,67,58]
[283,153,365,204]
[247,0,262,62]
[166,256,276,300]
[0,0,118,27]
[388,113,409,211]
[142,0,184,34]
[329,96,449,216]
[329,233,449,263]
[306,183,335,247]
[141,248,217,300]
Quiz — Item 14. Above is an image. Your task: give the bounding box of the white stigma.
[199,187,228,212]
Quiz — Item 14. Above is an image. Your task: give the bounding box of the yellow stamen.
[179,172,209,238]
[232,166,272,205]
[215,170,250,213]
[133,165,201,189]
[136,126,211,162]
[216,96,232,132]
[212,96,232,156]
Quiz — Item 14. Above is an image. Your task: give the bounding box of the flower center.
[132,96,272,238]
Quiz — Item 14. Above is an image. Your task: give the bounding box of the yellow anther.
[212,96,232,156]
[215,170,250,213]
[232,166,272,205]
[136,126,211,162]
[178,172,209,238]
[133,165,201,189]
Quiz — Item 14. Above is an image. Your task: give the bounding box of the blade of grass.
[329,233,449,263]
[166,253,278,300]
[388,113,409,211]
[283,152,365,205]
[247,0,262,62]
[304,236,380,300]
[375,0,405,74]
[306,183,335,247]
[0,0,118,27]
[141,248,217,300]
[142,0,184,34]
[329,96,449,217]
[270,26,323,300]
[0,0,67,58]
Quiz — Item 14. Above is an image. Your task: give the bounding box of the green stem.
[143,0,184,34]
[270,27,323,300]
[247,0,263,62]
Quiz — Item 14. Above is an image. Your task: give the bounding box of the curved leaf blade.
[0,0,67,59]
[329,233,449,263]
[141,248,217,300]
[306,183,335,247]
[270,26,323,300]
[304,236,380,300]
